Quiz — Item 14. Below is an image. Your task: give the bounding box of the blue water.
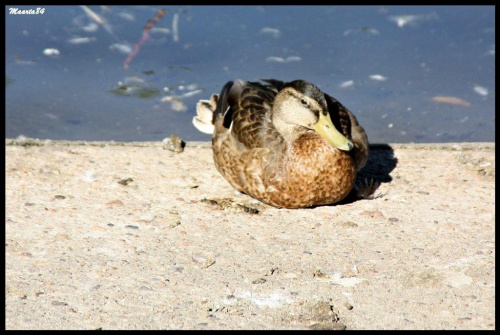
[5,5,495,143]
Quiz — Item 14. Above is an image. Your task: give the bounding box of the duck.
[192,79,369,209]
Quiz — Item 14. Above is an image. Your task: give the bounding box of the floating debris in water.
[284,56,301,62]
[177,89,204,98]
[13,56,36,65]
[167,65,191,72]
[118,12,135,21]
[169,99,187,112]
[267,56,283,63]
[82,22,99,33]
[172,12,180,42]
[389,13,438,28]
[161,83,203,107]
[80,5,119,40]
[6,76,15,87]
[339,80,354,88]
[389,15,419,28]
[161,96,187,112]
[343,27,380,36]
[67,36,96,45]
[266,56,301,63]
[473,85,488,96]
[150,27,170,34]
[110,85,161,99]
[369,74,387,81]
[124,8,167,70]
[43,113,59,120]
[485,44,495,56]
[177,83,199,91]
[260,27,281,38]
[109,77,161,99]
[110,43,133,54]
[459,117,469,123]
[361,26,380,34]
[122,76,145,85]
[431,96,471,107]
[43,48,60,57]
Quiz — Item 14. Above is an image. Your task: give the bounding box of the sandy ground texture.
[5,138,495,330]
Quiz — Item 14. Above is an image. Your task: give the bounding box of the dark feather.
[215,81,234,129]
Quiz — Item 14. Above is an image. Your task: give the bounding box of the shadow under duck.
[193,79,368,209]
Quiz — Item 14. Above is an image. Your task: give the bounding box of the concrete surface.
[5,138,495,330]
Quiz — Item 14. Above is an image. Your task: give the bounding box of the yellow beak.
[312,112,353,151]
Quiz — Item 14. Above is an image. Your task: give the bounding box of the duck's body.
[193,79,368,209]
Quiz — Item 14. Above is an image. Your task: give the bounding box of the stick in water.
[123,9,168,70]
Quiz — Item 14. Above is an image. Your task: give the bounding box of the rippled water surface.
[5,5,495,143]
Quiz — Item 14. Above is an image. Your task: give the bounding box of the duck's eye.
[300,99,308,106]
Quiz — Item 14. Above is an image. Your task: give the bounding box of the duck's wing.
[324,93,369,170]
[216,79,283,150]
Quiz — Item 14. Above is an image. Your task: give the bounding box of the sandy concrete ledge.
[5,139,495,330]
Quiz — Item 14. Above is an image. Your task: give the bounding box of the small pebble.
[312,269,329,278]
[56,234,70,241]
[344,302,354,310]
[252,278,267,284]
[118,178,134,186]
[125,225,139,230]
[203,259,216,268]
[169,221,181,228]
[51,301,68,306]
[163,134,185,153]
[106,199,124,207]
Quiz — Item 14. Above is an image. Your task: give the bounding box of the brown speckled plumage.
[193,79,369,209]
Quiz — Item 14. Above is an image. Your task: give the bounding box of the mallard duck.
[193,79,368,209]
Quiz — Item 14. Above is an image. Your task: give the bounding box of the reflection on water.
[5,5,495,143]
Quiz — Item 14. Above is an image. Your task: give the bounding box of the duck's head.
[272,80,353,151]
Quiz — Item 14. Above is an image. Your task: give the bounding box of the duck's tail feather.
[216,81,236,129]
[192,93,219,134]
[261,78,286,91]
